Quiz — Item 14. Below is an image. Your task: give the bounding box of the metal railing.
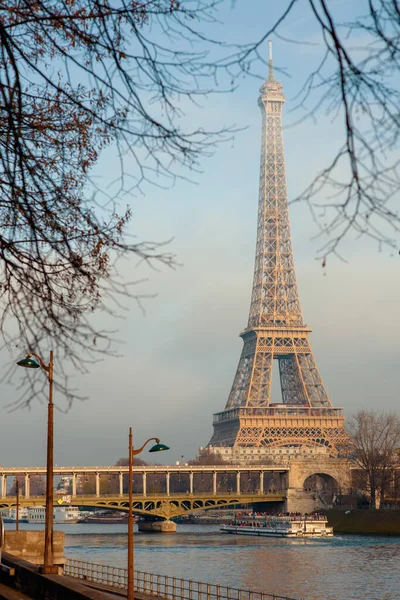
[64,559,302,600]
[0,465,287,476]
[65,559,127,588]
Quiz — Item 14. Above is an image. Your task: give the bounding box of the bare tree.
[348,410,400,509]
[0,0,240,406]
[30,475,46,496]
[188,450,229,466]
[233,0,400,258]
[115,457,147,467]
[2,1,400,407]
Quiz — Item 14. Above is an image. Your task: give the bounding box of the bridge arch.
[303,472,338,494]
[0,491,286,520]
[288,458,351,493]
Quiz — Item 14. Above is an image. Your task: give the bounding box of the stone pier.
[285,457,352,513]
[138,520,177,533]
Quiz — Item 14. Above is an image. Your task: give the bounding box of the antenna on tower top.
[268,40,274,82]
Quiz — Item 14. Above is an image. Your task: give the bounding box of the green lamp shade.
[16,357,40,369]
[149,443,170,453]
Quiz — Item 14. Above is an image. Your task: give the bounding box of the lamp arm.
[132,437,160,456]
[28,353,50,373]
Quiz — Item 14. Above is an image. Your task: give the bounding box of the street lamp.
[128,427,169,600]
[17,350,56,574]
[15,479,19,531]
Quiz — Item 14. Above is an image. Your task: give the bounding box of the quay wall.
[3,531,65,566]
[326,509,400,535]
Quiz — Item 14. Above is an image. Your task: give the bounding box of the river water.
[4,522,400,600]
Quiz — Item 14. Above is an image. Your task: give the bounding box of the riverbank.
[326,508,400,535]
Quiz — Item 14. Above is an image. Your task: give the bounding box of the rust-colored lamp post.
[127,428,169,600]
[15,479,19,531]
[17,351,56,574]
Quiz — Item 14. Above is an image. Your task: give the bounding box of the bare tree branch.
[348,410,400,509]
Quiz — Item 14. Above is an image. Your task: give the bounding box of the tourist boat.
[27,506,82,524]
[221,515,333,538]
[0,508,29,523]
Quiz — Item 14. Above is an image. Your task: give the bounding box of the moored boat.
[79,511,131,524]
[27,506,82,524]
[221,515,333,538]
[0,508,29,523]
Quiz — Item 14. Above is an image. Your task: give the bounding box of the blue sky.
[0,1,399,468]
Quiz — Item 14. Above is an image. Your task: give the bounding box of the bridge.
[0,465,288,519]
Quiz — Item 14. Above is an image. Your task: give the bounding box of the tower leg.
[279,356,307,405]
[297,353,330,407]
[246,350,273,408]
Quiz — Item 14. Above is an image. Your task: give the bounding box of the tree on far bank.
[188,451,231,466]
[29,475,46,496]
[348,410,400,509]
[115,457,148,468]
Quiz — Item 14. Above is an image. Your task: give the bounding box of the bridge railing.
[64,559,301,600]
[0,465,289,475]
[75,491,284,498]
[0,491,286,502]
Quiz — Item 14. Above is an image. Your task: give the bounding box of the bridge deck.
[0,492,285,519]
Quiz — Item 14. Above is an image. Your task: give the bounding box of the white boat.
[221,515,333,538]
[27,506,82,524]
[0,508,29,523]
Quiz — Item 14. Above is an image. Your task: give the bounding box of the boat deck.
[221,516,333,538]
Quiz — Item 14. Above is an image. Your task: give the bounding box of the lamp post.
[127,428,169,600]
[17,351,56,574]
[15,479,19,531]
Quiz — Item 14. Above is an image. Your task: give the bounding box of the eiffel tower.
[208,44,348,459]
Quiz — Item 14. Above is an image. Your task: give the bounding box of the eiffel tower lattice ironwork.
[208,43,348,458]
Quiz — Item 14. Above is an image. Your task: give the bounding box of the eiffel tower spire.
[208,47,348,459]
[267,39,274,82]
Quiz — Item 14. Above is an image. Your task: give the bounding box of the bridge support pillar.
[143,472,147,496]
[71,474,77,497]
[236,471,240,494]
[285,488,316,514]
[95,472,100,497]
[166,472,170,496]
[259,471,264,494]
[1,475,6,497]
[138,520,177,533]
[213,472,217,495]
[24,474,30,499]
[119,472,123,496]
[189,472,193,494]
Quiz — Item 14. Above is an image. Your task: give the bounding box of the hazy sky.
[1,1,399,468]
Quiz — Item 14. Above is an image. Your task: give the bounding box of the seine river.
[5,523,400,599]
